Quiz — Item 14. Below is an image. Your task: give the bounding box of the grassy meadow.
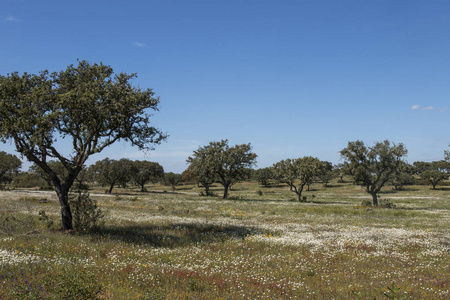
[0,179,448,299]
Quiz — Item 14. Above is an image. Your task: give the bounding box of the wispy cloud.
[4,16,20,22]
[411,105,435,111]
[133,42,145,48]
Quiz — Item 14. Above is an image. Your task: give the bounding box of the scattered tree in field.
[420,170,448,189]
[188,140,257,199]
[90,158,134,194]
[317,161,333,187]
[340,140,407,206]
[389,161,415,190]
[0,151,21,186]
[183,163,215,196]
[416,161,449,189]
[273,156,322,202]
[164,172,183,191]
[0,60,167,229]
[254,167,274,187]
[333,163,350,183]
[132,160,164,192]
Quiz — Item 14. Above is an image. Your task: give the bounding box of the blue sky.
[1,0,449,173]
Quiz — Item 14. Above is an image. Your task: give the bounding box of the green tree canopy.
[340,140,407,206]
[254,167,274,187]
[187,140,257,199]
[0,151,21,185]
[415,160,449,189]
[273,156,322,202]
[164,172,183,191]
[90,158,135,194]
[0,60,167,229]
[132,160,164,192]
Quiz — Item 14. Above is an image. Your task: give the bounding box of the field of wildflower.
[0,180,448,299]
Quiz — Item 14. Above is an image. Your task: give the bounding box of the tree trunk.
[370,192,378,207]
[294,185,305,202]
[108,182,115,194]
[55,185,73,230]
[223,184,229,199]
[205,184,210,196]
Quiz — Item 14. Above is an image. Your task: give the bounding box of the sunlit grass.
[0,180,448,299]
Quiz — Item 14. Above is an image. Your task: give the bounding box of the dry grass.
[0,180,448,299]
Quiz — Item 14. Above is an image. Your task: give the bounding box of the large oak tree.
[340,140,407,206]
[0,60,166,230]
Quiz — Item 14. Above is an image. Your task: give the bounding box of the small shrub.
[379,199,396,209]
[256,190,263,196]
[361,200,372,207]
[71,190,104,233]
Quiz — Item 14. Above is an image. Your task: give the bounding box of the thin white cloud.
[4,16,20,22]
[440,107,448,112]
[411,105,435,111]
[133,42,145,48]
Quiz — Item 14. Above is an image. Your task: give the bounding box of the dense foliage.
[0,60,166,229]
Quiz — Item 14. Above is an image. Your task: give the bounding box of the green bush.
[70,191,104,233]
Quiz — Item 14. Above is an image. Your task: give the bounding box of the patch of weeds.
[382,282,406,300]
[379,199,396,209]
[256,190,263,196]
[0,211,37,235]
[188,278,205,292]
[5,269,45,299]
[54,269,103,300]
[361,199,372,207]
[38,210,54,228]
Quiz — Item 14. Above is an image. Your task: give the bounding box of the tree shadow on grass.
[91,222,271,248]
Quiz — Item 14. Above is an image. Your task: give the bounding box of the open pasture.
[0,181,448,299]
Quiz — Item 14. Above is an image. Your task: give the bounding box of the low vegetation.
[0,179,448,299]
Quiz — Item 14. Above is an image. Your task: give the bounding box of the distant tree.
[0,60,166,230]
[30,161,67,188]
[340,140,407,206]
[186,149,217,196]
[416,160,449,189]
[420,170,448,189]
[164,172,183,191]
[413,161,432,175]
[317,161,333,187]
[90,158,134,194]
[254,167,274,187]
[333,162,351,183]
[188,140,257,199]
[0,151,21,186]
[273,156,322,202]
[389,161,415,190]
[132,161,164,192]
